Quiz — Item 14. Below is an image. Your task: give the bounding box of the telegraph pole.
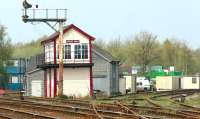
[22,0,67,96]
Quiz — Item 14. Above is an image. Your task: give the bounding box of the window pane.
[75,45,81,59]
[192,78,197,84]
[82,44,88,59]
[64,45,71,59]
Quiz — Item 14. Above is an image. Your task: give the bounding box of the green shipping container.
[147,71,182,80]
[168,71,183,76]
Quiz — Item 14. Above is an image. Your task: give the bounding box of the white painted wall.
[125,75,132,90]
[31,80,42,97]
[63,68,90,97]
[93,77,110,96]
[46,69,56,98]
[156,76,180,91]
[51,69,55,98]
[119,78,126,95]
[56,28,90,64]
[62,29,90,44]
[181,77,200,89]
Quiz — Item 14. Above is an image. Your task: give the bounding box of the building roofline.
[92,45,120,62]
[41,24,95,44]
[27,68,42,74]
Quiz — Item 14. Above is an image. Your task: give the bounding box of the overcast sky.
[1,0,200,48]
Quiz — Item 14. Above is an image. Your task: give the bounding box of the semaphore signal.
[22,0,66,96]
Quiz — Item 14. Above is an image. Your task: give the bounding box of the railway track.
[0,113,16,119]
[26,92,200,119]
[1,89,200,119]
[95,101,196,119]
[0,97,136,119]
[150,89,200,99]
[0,106,57,119]
[144,89,200,119]
[115,101,147,119]
[0,97,184,119]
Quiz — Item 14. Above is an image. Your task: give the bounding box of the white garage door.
[63,68,90,97]
[63,79,90,97]
[31,80,42,97]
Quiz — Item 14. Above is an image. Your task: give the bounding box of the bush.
[57,95,70,99]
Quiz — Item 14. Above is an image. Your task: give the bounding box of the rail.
[1,90,200,119]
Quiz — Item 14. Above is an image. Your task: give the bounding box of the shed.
[156,76,180,91]
[92,45,120,96]
[26,69,44,97]
[26,55,45,97]
[181,77,200,89]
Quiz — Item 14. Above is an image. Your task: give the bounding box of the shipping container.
[181,77,200,89]
[124,75,136,93]
[156,76,180,91]
[119,78,126,95]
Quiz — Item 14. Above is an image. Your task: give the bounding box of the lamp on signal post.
[22,0,32,19]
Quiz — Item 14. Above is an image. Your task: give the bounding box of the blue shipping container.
[8,83,23,91]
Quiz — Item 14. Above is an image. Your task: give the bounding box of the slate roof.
[92,45,120,62]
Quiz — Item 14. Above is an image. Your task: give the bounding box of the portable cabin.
[156,76,180,91]
[119,77,126,95]
[124,75,136,93]
[181,76,200,89]
[26,55,45,97]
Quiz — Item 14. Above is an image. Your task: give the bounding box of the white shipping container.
[156,76,180,91]
[124,75,136,93]
[181,77,200,89]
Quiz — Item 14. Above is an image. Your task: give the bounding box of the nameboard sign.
[66,40,80,43]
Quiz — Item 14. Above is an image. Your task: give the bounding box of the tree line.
[7,25,200,76]
[94,31,200,75]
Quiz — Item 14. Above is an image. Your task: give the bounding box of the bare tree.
[132,31,160,74]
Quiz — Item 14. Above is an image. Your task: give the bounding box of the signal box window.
[64,45,71,59]
[75,45,81,59]
[82,44,88,59]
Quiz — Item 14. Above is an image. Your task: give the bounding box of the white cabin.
[181,77,200,89]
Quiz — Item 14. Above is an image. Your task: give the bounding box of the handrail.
[22,9,67,21]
